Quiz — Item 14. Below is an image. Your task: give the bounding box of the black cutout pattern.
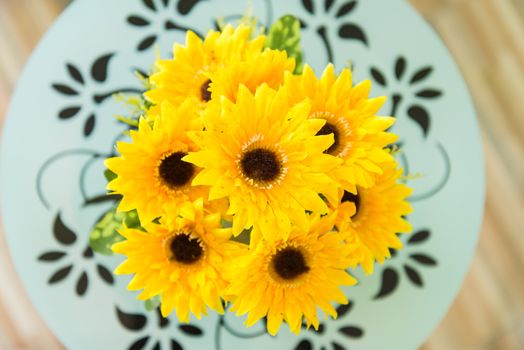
[51,53,142,137]
[374,229,438,299]
[291,302,364,350]
[369,56,443,137]
[369,55,451,201]
[126,0,204,52]
[116,306,197,350]
[299,0,367,64]
[38,213,114,297]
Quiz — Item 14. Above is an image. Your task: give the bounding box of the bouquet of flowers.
[90,16,412,336]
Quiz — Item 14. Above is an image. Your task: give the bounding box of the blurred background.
[1,0,523,349]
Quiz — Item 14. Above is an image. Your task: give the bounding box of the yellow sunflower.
[183,84,342,242]
[145,24,265,112]
[208,48,295,103]
[336,162,413,274]
[113,199,242,322]
[105,100,207,223]
[282,64,397,192]
[225,213,357,335]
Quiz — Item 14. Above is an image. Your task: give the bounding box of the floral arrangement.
[90,16,413,336]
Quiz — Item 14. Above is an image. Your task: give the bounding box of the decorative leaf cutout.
[89,208,139,255]
[66,64,84,85]
[339,326,364,338]
[129,336,150,350]
[336,302,353,318]
[142,0,156,11]
[408,229,430,244]
[332,342,346,350]
[52,84,79,96]
[83,246,94,258]
[155,308,170,328]
[374,268,399,299]
[407,105,430,137]
[84,114,96,137]
[171,339,183,350]
[325,0,335,12]
[212,19,221,31]
[151,342,160,350]
[38,251,66,262]
[48,265,73,284]
[127,15,150,26]
[306,323,325,334]
[97,264,114,285]
[295,339,313,350]
[336,1,357,18]
[138,35,157,51]
[389,248,398,258]
[416,89,443,99]
[338,24,368,46]
[58,106,81,119]
[302,0,314,14]
[179,324,204,336]
[265,15,304,74]
[317,26,333,64]
[84,194,121,206]
[53,213,77,245]
[91,53,114,82]
[76,271,89,296]
[370,68,387,86]
[404,265,423,287]
[134,68,150,80]
[410,66,433,84]
[178,0,202,15]
[299,18,307,29]
[390,94,403,118]
[165,20,187,31]
[116,307,147,331]
[395,57,407,80]
[410,253,437,266]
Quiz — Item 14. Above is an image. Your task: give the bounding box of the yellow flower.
[225,213,357,335]
[336,163,413,274]
[145,24,265,112]
[282,64,397,192]
[105,100,207,223]
[208,48,295,103]
[113,199,242,322]
[184,84,342,242]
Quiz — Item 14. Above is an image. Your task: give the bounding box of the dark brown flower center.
[169,233,203,264]
[201,79,212,102]
[316,122,340,155]
[272,247,309,280]
[159,152,194,189]
[342,190,360,218]
[240,148,281,184]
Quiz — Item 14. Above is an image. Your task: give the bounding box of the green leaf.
[104,168,117,182]
[89,208,140,256]
[123,209,141,228]
[230,228,251,245]
[144,295,161,311]
[265,15,304,74]
[115,114,139,127]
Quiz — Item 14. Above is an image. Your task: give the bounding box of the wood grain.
[410,0,524,349]
[1,0,523,349]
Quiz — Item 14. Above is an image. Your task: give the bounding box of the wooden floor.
[1,0,524,349]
